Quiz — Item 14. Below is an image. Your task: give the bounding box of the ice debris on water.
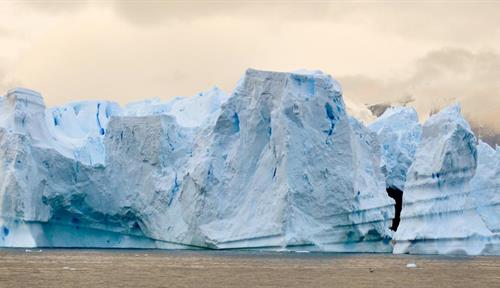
[406,263,417,268]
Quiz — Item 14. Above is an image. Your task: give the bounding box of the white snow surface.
[0,70,498,255]
[123,87,229,128]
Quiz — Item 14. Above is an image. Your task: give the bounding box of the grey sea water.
[0,248,499,287]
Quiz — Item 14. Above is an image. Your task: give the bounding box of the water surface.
[0,249,499,287]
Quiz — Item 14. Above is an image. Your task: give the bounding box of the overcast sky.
[0,1,499,133]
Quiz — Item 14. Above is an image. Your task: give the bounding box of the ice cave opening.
[386,187,403,231]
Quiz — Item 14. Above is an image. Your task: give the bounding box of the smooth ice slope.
[0,70,394,252]
[393,104,500,255]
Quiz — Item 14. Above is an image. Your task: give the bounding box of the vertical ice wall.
[393,104,500,255]
[470,142,500,236]
[179,69,394,251]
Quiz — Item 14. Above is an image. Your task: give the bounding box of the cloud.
[110,1,340,26]
[469,122,500,148]
[361,3,500,44]
[0,57,21,94]
[13,1,500,47]
[3,2,498,147]
[20,1,88,13]
[339,47,500,145]
[107,1,500,49]
[20,1,337,24]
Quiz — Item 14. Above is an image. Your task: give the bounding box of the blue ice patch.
[291,74,315,97]
[325,103,336,121]
[96,103,105,135]
[167,175,180,207]
[53,113,61,126]
[232,112,240,133]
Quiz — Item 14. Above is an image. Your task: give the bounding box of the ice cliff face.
[471,142,500,236]
[0,69,394,251]
[179,70,393,251]
[393,105,500,255]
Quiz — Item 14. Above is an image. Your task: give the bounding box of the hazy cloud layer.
[0,56,20,93]
[340,48,500,143]
[21,1,88,13]
[21,1,500,43]
[112,1,336,24]
[0,2,498,144]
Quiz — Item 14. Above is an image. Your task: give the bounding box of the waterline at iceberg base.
[0,69,498,255]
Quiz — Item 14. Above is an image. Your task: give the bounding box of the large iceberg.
[0,69,395,252]
[0,69,498,255]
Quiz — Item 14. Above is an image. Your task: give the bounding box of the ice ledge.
[5,87,45,107]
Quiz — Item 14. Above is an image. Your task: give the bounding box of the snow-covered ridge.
[123,86,229,128]
[0,68,498,255]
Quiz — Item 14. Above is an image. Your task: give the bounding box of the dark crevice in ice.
[386,186,403,232]
[96,103,105,135]
[2,226,9,236]
[232,112,240,133]
[167,175,180,207]
[324,103,337,143]
[52,112,61,126]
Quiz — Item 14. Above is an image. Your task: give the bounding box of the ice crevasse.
[0,69,498,255]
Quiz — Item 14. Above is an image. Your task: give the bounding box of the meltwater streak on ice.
[0,69,498,255]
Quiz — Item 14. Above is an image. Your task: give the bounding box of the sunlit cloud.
[0,1,497,144]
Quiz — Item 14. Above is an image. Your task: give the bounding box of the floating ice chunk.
[406,263,417,268]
